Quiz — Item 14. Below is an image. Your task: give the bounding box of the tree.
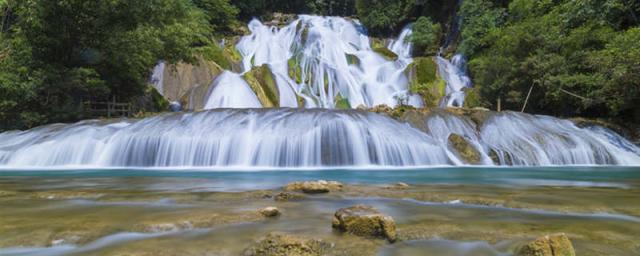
[409,16,441,56]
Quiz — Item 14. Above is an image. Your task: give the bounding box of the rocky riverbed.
[0,171,639,256]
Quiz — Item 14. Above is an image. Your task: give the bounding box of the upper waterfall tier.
[1,109,638,168]
[231,15,422,109]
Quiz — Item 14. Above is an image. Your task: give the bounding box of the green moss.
[373,47,398,61]
[288,57,303,83]
[198,44,232,70]
[335,94,351,109]
[345,54,360,65]
[243,64,280,107]
[463,87,481,108]
[408,57,445,107]
[147,85,169,111]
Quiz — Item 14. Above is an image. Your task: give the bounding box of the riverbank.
[1,168,638,255]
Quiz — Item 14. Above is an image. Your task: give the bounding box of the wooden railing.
[83,99,132,118]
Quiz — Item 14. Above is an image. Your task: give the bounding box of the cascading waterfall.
[209,15,423,109]
[437,54,472,107]
[1,109,638,168]
[204,71,263,109]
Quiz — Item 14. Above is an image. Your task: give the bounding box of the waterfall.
[206,15,422,109]
[204,71,263,109]
[437,54,472,107]
[1,109,638,168]
[150,61,165,96]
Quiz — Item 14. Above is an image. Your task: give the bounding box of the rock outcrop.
[448,133,482,164]
[243,64,280,107]
[259,207,281,217]
[243,233,331,256]
[284,180,343,194]
[331,205,397,242]
[516,233,576,256]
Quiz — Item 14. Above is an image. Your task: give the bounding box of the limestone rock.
[448,133,482,164]
[517,233,576,256]
[162,57,223,105]
[284,180,343,194]
[373,47,398,61]
[243,233,331,256]
[331,205,397,242]
[260,207,281,217]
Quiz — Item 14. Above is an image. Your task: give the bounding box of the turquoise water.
[1,166,639,191]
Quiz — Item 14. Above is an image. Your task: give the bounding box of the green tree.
[409,16,441,56]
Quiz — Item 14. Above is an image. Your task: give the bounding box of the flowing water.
[0,109,638,168]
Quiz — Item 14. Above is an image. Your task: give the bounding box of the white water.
[437,54,472,107]
[1,109,638,168]
[150,61,165,96]
[204,71,262,109]
[207,15,422,109]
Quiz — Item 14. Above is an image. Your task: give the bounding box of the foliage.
[355,0,418,36]
[461,0,640,122]
[409,16,441,56]
[0,0,209,130]
[193,0,239,34]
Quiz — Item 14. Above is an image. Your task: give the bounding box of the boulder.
[448,133,482,164]
[516,233,576,256]
[260,207,281,217]
[284,180,343,194]
[243,233,331,256]
[373,47,398,61]
[331,205,397,242]
[243,64,280,107]
[161,57,223,104]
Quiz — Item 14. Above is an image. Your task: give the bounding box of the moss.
[517,233,575,256]
[243,64,280,107]
[198,44,232,70]
[448,133,482,165]
[335,94,351,109]
[408,57,445,107]
[345,54,360,66]
[243,233,331,256]
[373,47,398,61]
[288,56,303,83]
[463,87,482,108]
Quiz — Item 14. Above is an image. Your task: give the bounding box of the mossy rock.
[345,54,360,66]
[243,233,331,256]
[463,87,482,108]
[243,64,280,107]
[332,205,397,242]
[335,94,351,109]
[373,47,398,61]
[288,56,304,84]
[407,57,445,107]
[516,233,575,256]
[162,57,223,110]
[448,133,482,165]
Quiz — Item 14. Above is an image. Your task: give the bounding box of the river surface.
[1,167,639,255]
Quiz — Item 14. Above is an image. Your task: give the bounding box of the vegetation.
[409,16,441,56]
[460,0,640,123]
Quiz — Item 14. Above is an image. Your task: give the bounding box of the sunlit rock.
[331,205,397,242]
[243,232,332,256]
[516,233,576,256]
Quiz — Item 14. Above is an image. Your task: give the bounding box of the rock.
[243,232,331,256]
[243,64,280,107]
[385,182,410,190]
[373,47,398,61]
[331,205,397,242]
[448,133,482,164]
[161,56,223,105]
[168,101,182,112]
[260,207,281,217]
[284,180,343,194]
[517,233,576,256]
[274,192,305,201]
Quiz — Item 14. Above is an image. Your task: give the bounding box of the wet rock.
[517,233,576,256]
[331,205,397,242]
[373,47,398,61]
[274,192,305,201]
[243,64,280,107]
[284,180,343,194]
[448,133,482,164]
[243,232,331,256]
[260,207,281,217]
[385,182,410,190]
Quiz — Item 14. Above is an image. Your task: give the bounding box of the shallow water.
[0,167,639,255]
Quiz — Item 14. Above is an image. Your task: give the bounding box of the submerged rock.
[260,207,281,217]
[448,133,482,164]
[274,192,305,201]
[243,232,331,256]
[284,180,343,194]
[517,233,576,256]
[331,205,397,242]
